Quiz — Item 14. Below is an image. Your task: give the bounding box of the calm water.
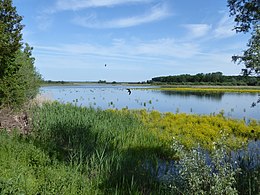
[40,85,260,120]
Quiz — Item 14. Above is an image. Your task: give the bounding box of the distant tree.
[228,0,260,75]
[151,72,260,86]
[0,0,41,108]
[98,80,106,83]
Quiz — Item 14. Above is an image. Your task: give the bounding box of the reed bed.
[0,102,259,194]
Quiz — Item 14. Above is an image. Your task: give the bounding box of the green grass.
[0,130,98,194]
[0,102,259,194]
[7,102,164,194]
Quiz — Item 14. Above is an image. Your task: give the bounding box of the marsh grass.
[28,102,164,194]
[0,102,259,194]
[232,140,260,194]
[0,130,98,194]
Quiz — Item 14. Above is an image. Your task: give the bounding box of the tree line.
[151,72,260,86]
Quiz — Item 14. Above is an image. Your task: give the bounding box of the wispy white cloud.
[55,0,153,11]
[72,3,171,28]
[34,37,200,62]
[134,38,200,58]
[183,24,212,38]
[38,1,171,30]
[36,14,54,31]
[34,38,242,81]
[213,14,236,38]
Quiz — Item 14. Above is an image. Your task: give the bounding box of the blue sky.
[13,0,250,82]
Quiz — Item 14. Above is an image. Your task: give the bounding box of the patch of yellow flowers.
[110,109,260,150]
[142,87,260,93]
[139,110,259,150]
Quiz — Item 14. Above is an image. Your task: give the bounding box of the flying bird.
[105,64,107,67]
[126,88,131,95]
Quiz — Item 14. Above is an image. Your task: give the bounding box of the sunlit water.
[40,85,260,121]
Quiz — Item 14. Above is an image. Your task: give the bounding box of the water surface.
[40,85,260,120]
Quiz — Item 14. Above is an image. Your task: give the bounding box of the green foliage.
[233,140,260,194]
[29,102,162,194]
[232,27,260,76]
[164,137,239,194]
[0,0,24,77]
[98,80,107,83]
[228,0,260,75]
[227,0,260,33]
[151,72,260,86]
[0,130,97,194]
[0,0,41,108]
[0,44,42,108]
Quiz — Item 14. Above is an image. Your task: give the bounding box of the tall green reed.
[29,102,164,194]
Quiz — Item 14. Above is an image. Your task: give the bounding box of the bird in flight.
[105,64,107,67]
[126,88,131,95]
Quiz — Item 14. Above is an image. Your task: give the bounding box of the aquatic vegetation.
[134,110,260,150]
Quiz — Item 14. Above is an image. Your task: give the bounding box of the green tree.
[0,0,41,108]
[228,0,260,75]
[228,0,260,33]
[0,0,24,77]
[232,27,260,75]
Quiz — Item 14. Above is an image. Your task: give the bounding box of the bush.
[164,137,239,194]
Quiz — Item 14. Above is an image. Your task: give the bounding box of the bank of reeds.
[0,102,259,194]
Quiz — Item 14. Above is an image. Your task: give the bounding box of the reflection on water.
[40,85,260,120]
[158,90,224,101]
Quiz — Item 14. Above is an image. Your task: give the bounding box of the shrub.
[164,136,239,194]
[0,44,41,108]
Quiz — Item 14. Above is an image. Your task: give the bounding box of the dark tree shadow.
[30,106,171,194]
[32,121,99,163]
[99,146,170,195]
